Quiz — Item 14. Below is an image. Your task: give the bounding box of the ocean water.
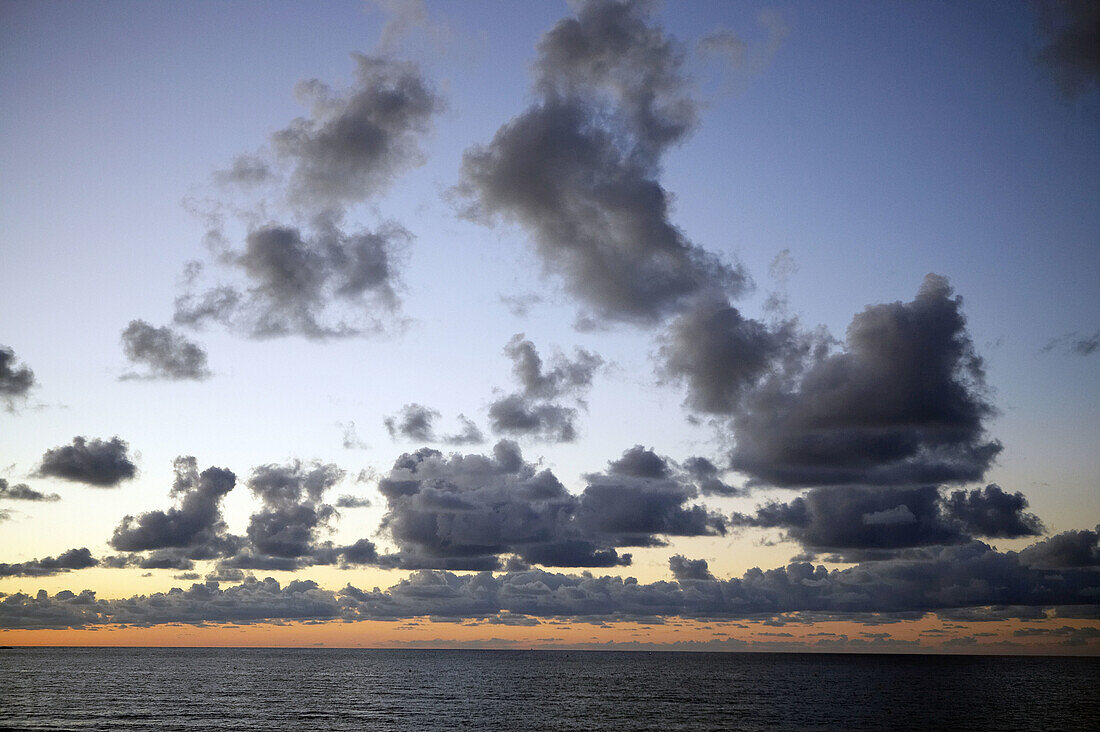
[2,648,1098,731]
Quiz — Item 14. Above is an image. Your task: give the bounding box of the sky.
[0,0,1098,654]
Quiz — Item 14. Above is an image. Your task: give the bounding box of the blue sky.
[0,1,1097,650]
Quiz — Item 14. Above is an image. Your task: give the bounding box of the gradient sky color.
[1,0,1097,653]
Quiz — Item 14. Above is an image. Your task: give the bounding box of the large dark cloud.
[372,442,724,570]
[726,275,1001,487]
[120,320,210,381]
[37,436,137,487]
[5,532,1097,629]
[731,484,1044,560]
[0,478,59,503]
[458,0,745,325]
[488,335,603,443]
[0,548,96,578]
[0,344,36,409]
[943,484,1044,539]
[1019,527,1100,569]
[1034,0,1100,99]
[175,219,407,339]
[109,458,239,565]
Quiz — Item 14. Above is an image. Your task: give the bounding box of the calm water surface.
[2,648,1098,731]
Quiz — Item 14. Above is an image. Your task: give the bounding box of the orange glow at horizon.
[3,616,1098,656]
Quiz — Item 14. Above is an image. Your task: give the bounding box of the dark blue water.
[2,648,1097,730]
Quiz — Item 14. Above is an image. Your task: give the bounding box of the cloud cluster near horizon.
[2,531,1098,628]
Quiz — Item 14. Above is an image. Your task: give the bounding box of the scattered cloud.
[175,219,409,339]
[109,457,240,567]
[0,344,35,410]
[120,319,211,381]
[384,403,440,441]
[1042,329,1099,356]
[334,494,370,509]
[443,415,484,446]
[176,52,443,340]
[0,478,59,503]
[0,548,96,579]
[488,335,602,443]
[458,0,747,325]
[669,554,715,581]
[36,436,137,487]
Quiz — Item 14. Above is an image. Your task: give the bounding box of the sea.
[2,648,1098,730]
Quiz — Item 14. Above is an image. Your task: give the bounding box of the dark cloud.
[341,538,380,566]
[37,436,137,487]
[0,548,96,578]
[384,403,440,441]
[272,54,441,211]
[659,295,788,414]
[109,457,238,559]
[214,460,377,571]
[1034,0,1100,99]
[728,275,1001,487]
[5,532,1099,628]
[503,334,602,399]
[120,319,211,381]
[372,442,724,570]
[458,0,746,325]
[0,344,36,409]
[733,486,964,559]
[442,415,484,446]
[1014,625,1100,647]
[0,478,59,502]
[488,336,602,443]
[681,456,744,497]
[0,577,346,630]
[242,461,344,560]
[1042,330,1099,356]
[175,219,408,339]
[669,554,715,581]
[733,483,1046,560]
[383,405,484,445]
[176,52,441,341]
[1019,527,1100,569]
[334,494,371,509]
[943,484,1044,539]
